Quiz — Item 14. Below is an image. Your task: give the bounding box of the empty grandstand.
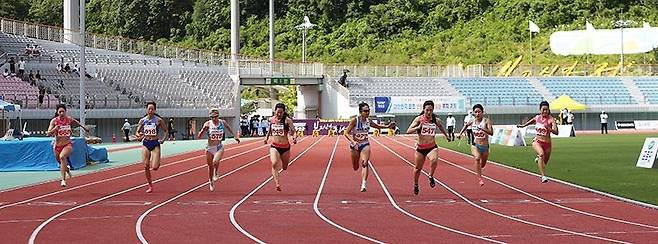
[538,77,636,105]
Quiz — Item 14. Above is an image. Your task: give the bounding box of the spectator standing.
[240,116,249,138]
[260,117,269,136]
[567,111,574,125]
[463,110,475,145]
[18,58,25,78]
[250,116,259,137]
[446,113,456,141]
[600,111,608,134]
[122,119,131,142]
[167,118,176,141]
[38,86,45,108]
[9,57,16,74]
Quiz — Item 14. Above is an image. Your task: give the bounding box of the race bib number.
[473,130,487,138]
[58,125,72,137]
[354,132,368,141]
[144,124,157,136]
[420,123,436,136]
[209,128,224,141]
[271,124,285,136]
[535,124,548,136]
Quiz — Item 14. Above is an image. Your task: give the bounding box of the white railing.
[0,17,230,65]
[326,63,658,78]
[235,60,324,77]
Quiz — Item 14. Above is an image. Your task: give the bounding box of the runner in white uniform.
[458,104,493,187]
[198,108,240,191]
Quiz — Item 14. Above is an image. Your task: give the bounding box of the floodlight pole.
[79,0,86,136]
[269,0,274,75]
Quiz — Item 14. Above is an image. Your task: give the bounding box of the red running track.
[0,136,656,243]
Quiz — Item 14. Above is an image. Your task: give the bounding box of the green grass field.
[436,134,658,206]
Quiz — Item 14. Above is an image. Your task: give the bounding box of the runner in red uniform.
[47,104,90,187]
[406,100,450,195]
[264,103,297,191]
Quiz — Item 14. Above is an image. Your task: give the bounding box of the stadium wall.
[320,81,357,119]
[388,112,658,134]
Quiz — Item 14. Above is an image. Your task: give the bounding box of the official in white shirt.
[463,110,475,145]
[600,111,608,134]
[122,119,131,142]
[446,113,456,141]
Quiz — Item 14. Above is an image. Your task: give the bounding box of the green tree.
[0,0,31,20]
[278,86,297,115]
[28,0,63,26]
[241,101,257,115]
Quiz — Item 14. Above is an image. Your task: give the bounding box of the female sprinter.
[135,102,168,193]
[263,103,297,191]
[197,108,240,191]
[458,104,493,187]
[517,101,558,183]
[406,100,451,195]
[47,104,90,187]
[344,102,396,192]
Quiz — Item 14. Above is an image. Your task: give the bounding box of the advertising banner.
[374,96,466,114]
[636,138,658,169]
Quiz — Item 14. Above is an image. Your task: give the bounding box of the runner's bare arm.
[135,118,144,138]
[457,121,473,138]
[47,118,57,136]
[436,119,451,141]
[223,119,241,143]
[70,117,90,133]
[287,118,297,143]
[406,116,421,134]
[483,118,494,136]
[197,121,209,139]
[264,123,272,144]
[158,118,168,143]
[550,117,559,135]
[517,118,536,128]
[343,118,357,144]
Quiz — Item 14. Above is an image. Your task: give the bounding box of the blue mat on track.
[0,137,87,171]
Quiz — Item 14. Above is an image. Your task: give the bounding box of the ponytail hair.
[53,104,66,118]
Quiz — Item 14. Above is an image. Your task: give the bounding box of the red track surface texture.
[1,136,657,244]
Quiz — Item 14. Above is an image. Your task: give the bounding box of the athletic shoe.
[541,176,549,183]
[479,178,484,187]
[276,186,282,191]
[209,180,215,192]
[60,180,66,187]
[360,182,367,192]
[66,165,73,179]
[146,185,153,193]
[414,184,419,195]
[212,169,219,182]
[534,156,539,163]
[428,176,436,188]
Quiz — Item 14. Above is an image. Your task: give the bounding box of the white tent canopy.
[0,100,23,136]
[550,24,658,55]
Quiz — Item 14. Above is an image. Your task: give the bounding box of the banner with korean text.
[373,96,467,114]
